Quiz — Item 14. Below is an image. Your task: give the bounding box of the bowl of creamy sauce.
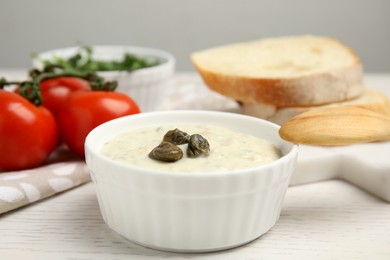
[85,110,298,252]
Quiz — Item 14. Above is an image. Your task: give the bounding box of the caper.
[149,142,184,162]
[163,128,190,145]
[187,134,210,158]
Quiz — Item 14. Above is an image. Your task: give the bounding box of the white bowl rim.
[85,110,299,178]
[33,45,175,76]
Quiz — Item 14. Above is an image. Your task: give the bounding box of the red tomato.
[0,90,58,171]
[40,77,90,117]
[57,91,140,156]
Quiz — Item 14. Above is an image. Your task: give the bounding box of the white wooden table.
[1,71,390,259]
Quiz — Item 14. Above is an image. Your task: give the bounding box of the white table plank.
[1,180,389,259]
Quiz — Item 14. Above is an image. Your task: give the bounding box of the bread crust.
[278,106,390,146]
[241,88,390,125]
[194,62,364,107]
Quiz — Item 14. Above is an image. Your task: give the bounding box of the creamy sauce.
[101,125,281,173]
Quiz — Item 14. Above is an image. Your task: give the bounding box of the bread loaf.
[191,35,364,107]
[241,88,390,125]
[279,106,390,146]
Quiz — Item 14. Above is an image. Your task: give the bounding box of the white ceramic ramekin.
[33,45,175,112]
[85,111,298,252]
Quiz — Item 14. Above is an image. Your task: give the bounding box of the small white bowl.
[85,111,298,252]
[33,45,175,112]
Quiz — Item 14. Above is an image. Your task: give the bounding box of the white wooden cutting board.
[290,75,390,201]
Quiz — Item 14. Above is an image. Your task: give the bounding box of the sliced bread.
[241,88,390,125]
[191,35,364,107]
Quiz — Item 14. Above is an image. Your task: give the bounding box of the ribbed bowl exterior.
[100,58,175,112]
[85,111,298,252]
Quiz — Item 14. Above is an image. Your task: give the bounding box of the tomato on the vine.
[58,91,140,156]
[0,90,58,171]
[40,77,90,116]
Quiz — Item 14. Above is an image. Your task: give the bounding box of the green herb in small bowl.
[33,45,175,111]
[35,46,161,73]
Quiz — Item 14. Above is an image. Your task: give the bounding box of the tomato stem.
[31,65,118,91]
[0,77,43,106]
[0,66,118,106]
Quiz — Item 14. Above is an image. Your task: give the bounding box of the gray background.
[0,0,389,72]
